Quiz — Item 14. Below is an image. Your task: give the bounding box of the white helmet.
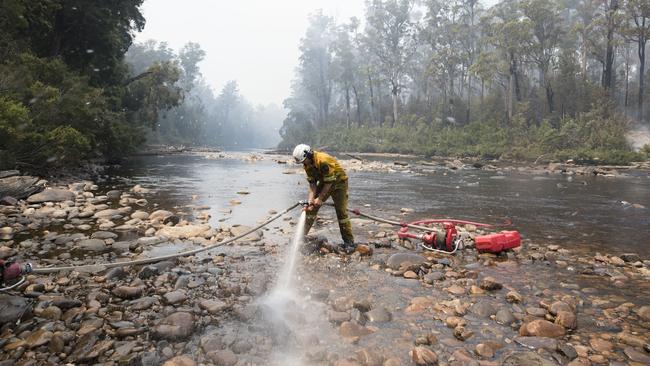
[292,144,312,163]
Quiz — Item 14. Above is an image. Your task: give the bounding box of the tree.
[298,11,335,128]
[520,0,564,114]
[622,0,650,120]
[364,0,418,126]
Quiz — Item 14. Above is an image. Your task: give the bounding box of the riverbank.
[1,167,649,365]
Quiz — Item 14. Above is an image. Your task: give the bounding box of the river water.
[110,152,650,257]
[102,151,650,364]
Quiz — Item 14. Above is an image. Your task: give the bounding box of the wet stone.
[112,286,143,299]
[475,343,494,358]
[130,296,157,310]
[153,312,194,340]
[470,301,497,318]
[365,307,392,323]
[479,276,502,291]
[495,308,516,325]
[411,346,438,365]
[624,346,650,364]
[25,329,53,348]
[502,351,556,366]
[328,310,351,324]
[424,271,444,284]
[199,299,229,314]
[519,319,566,338]
[555,311,577,329]
[386,253,426,270]
[206,349,238,366]
[513,336,558,351]
[558,343,578,360]
[163,290,187,305]
[162,355,196,366]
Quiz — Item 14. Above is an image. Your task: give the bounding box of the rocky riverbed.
[0,158,649,365]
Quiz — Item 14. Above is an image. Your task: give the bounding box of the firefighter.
[292,144,356,253]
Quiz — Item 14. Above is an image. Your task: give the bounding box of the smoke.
[626,124,650,151]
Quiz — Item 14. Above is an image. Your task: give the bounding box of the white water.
[276,210,307,290]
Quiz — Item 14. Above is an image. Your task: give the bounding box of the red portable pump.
[474,231,521,253]
[397,221,459,252]
[0,259,32,291]
[395,219,520,254]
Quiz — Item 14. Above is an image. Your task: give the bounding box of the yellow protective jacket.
[304,151,347,184]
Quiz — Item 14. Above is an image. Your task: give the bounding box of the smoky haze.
[135,0,366,107]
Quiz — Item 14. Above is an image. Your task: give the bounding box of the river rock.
[366,307,392,323]
[130,296,157,310]
[67,331,98,362]
[549,301,573,315]
[27,188,74,203]
[387,253,427,270]
[149,209,174,222]
[624,346,650,364]
[163,290,187,305]
[131,210,149,220]
[153,312,195,340]
[637,306,650,321]
[90,231,117,240]
[495,308,516,325]
[206,349,238,366]
[77,239,107,252]
[479,276,502,291]
[475,343,494,358]
[25,329,53,348]
[329,310,351,324]
[589,338,613,352]
[339,321,373,340]
[162,355,196,366]
[514,336,558,351]
[229,225,263,241]
[0,196,18,205]
[0,294,32,324]
[112,286,144,299]
[157,224,210,239]
[506,291,523,303]
[0,175,43,199]
[410,346,438,365]
[502,352,556,366]
[93,208,123,219]
[470,301,497,318]
[617,332,647,348]
[519,319,566,338]
[199,299,229,314]
[555,311,577,329]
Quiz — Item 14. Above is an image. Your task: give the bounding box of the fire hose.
[0,202,302,292]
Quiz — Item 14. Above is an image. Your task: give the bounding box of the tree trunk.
[391,82,399,127]
[352,85,362,126]
[345,84,351,129]
[638,36,646,121]
[602,0,619,90]
[368,72,376,126]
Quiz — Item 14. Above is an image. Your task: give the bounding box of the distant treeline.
[126,41,285,149]
[279,0,650,164]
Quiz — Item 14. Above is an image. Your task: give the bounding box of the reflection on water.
[111,153,649,257]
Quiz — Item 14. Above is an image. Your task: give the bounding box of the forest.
[279,0,650,163]
[0,0,283,172]
[2,0,649,172]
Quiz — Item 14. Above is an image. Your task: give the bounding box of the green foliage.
[0,2,189,171]
[280,103,640,165]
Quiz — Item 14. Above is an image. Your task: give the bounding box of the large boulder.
[0,295,33,325]
[0,176,44,199]
[27,188,74,203]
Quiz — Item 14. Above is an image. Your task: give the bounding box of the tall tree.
[622,0,650,120]
[364,0,418,126]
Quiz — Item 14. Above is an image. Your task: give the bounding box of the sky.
[135,0,366,107]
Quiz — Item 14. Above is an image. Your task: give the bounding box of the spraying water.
[276,210,307,289]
